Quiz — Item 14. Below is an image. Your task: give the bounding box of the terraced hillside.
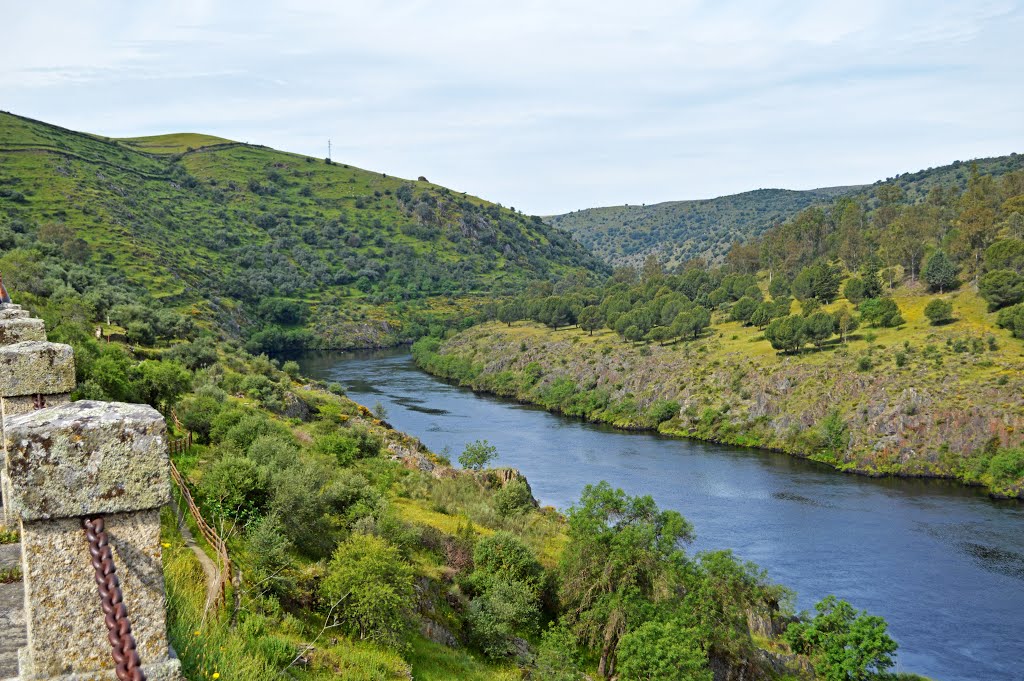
[0,111,607,347]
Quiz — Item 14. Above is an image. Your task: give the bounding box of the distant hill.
[548,153,1024,268]
[546,186,862,269]
[0,111,607,346]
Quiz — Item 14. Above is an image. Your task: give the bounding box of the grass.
[117,133,236,154]
[0,566,22,584]
[393,497,496,538]
[407,637,522,681]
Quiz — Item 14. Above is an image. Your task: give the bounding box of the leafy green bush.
[459,440,498,471]
[534,621,584,681]
[924,299,954,325]
[494,480,535,517]
[200,453,271,522]
[859,298,904,328]
[996,303,1024,338]
[979,269,1024,310]
[320,534,415,647]
[987,448,1024,488]
[618,619,712,681]
[784,595,897,681]
[646,400,680,426]
[175,394,224,442]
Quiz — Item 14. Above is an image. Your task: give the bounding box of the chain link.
[82,517,147,681]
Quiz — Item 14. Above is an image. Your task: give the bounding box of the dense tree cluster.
[736,167,1023,297]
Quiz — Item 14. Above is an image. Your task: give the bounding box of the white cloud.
[0,0,1021,213]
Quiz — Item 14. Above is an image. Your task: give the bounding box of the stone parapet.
[0,319,45,346]
[18,510,175,679]
[0,342,75,398]
[3,400,181,680]
[3,401,171,521]
[0,305,28,321]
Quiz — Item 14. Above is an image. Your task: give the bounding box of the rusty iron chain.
[82,517,147,681]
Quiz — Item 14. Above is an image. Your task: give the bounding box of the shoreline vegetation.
[410,306,1024,500]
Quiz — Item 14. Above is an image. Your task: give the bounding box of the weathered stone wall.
[0,301,182,680]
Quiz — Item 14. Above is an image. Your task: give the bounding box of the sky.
[1,1,1022,215]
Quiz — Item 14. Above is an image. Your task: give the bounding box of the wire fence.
[167,435,232,614]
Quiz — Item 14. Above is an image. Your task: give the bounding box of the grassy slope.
[0,111,606,346]
[417,282,1024,497]
[549,153,1024,268]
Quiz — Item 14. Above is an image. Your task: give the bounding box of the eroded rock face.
[3,400,171,520]
[278,391,314,421]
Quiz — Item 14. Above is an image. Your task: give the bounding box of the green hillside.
[0,111,607,349]
[547,186,862,268]
[549,153,1023,268]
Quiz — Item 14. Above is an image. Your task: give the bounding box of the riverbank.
[412,322,1024,499]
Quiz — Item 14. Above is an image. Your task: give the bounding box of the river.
[300,348,1024,681]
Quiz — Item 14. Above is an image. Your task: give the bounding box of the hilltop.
[0,111,607,349]
[548,153,1023,268]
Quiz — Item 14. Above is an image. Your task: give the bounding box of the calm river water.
[300,348,1024,681]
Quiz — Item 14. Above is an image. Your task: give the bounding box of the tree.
[832,305,859,343]
[459,439,498,470]
[672,305,711,340]
[465,531,545,657]
[175,394,223,442]
[804,311,835,348]
[578,305,603,335]
[858,298,904,328]
[924,299,954,325]
[768,275,791,300]
[321,534,415,645]
[784,595,897,681]
[559,482,694,678]
[882,206,936,281]
[792,262,842,303]
[617,619,712,681]
[749,303,773,329]
[729,296,759,324]
[765,315,806,353]
[997,303,1024,338]
[922,250,957,293]
[979,270,1024,310]
[842,277,868,304]
[984,238,1024,274]
[134,360,191,412]
[200,452,271,522]
[498,302,522,327]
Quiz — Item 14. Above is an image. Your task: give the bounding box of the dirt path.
[174,505,221,611]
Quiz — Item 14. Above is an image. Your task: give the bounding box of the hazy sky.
[2,1,1022,214]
